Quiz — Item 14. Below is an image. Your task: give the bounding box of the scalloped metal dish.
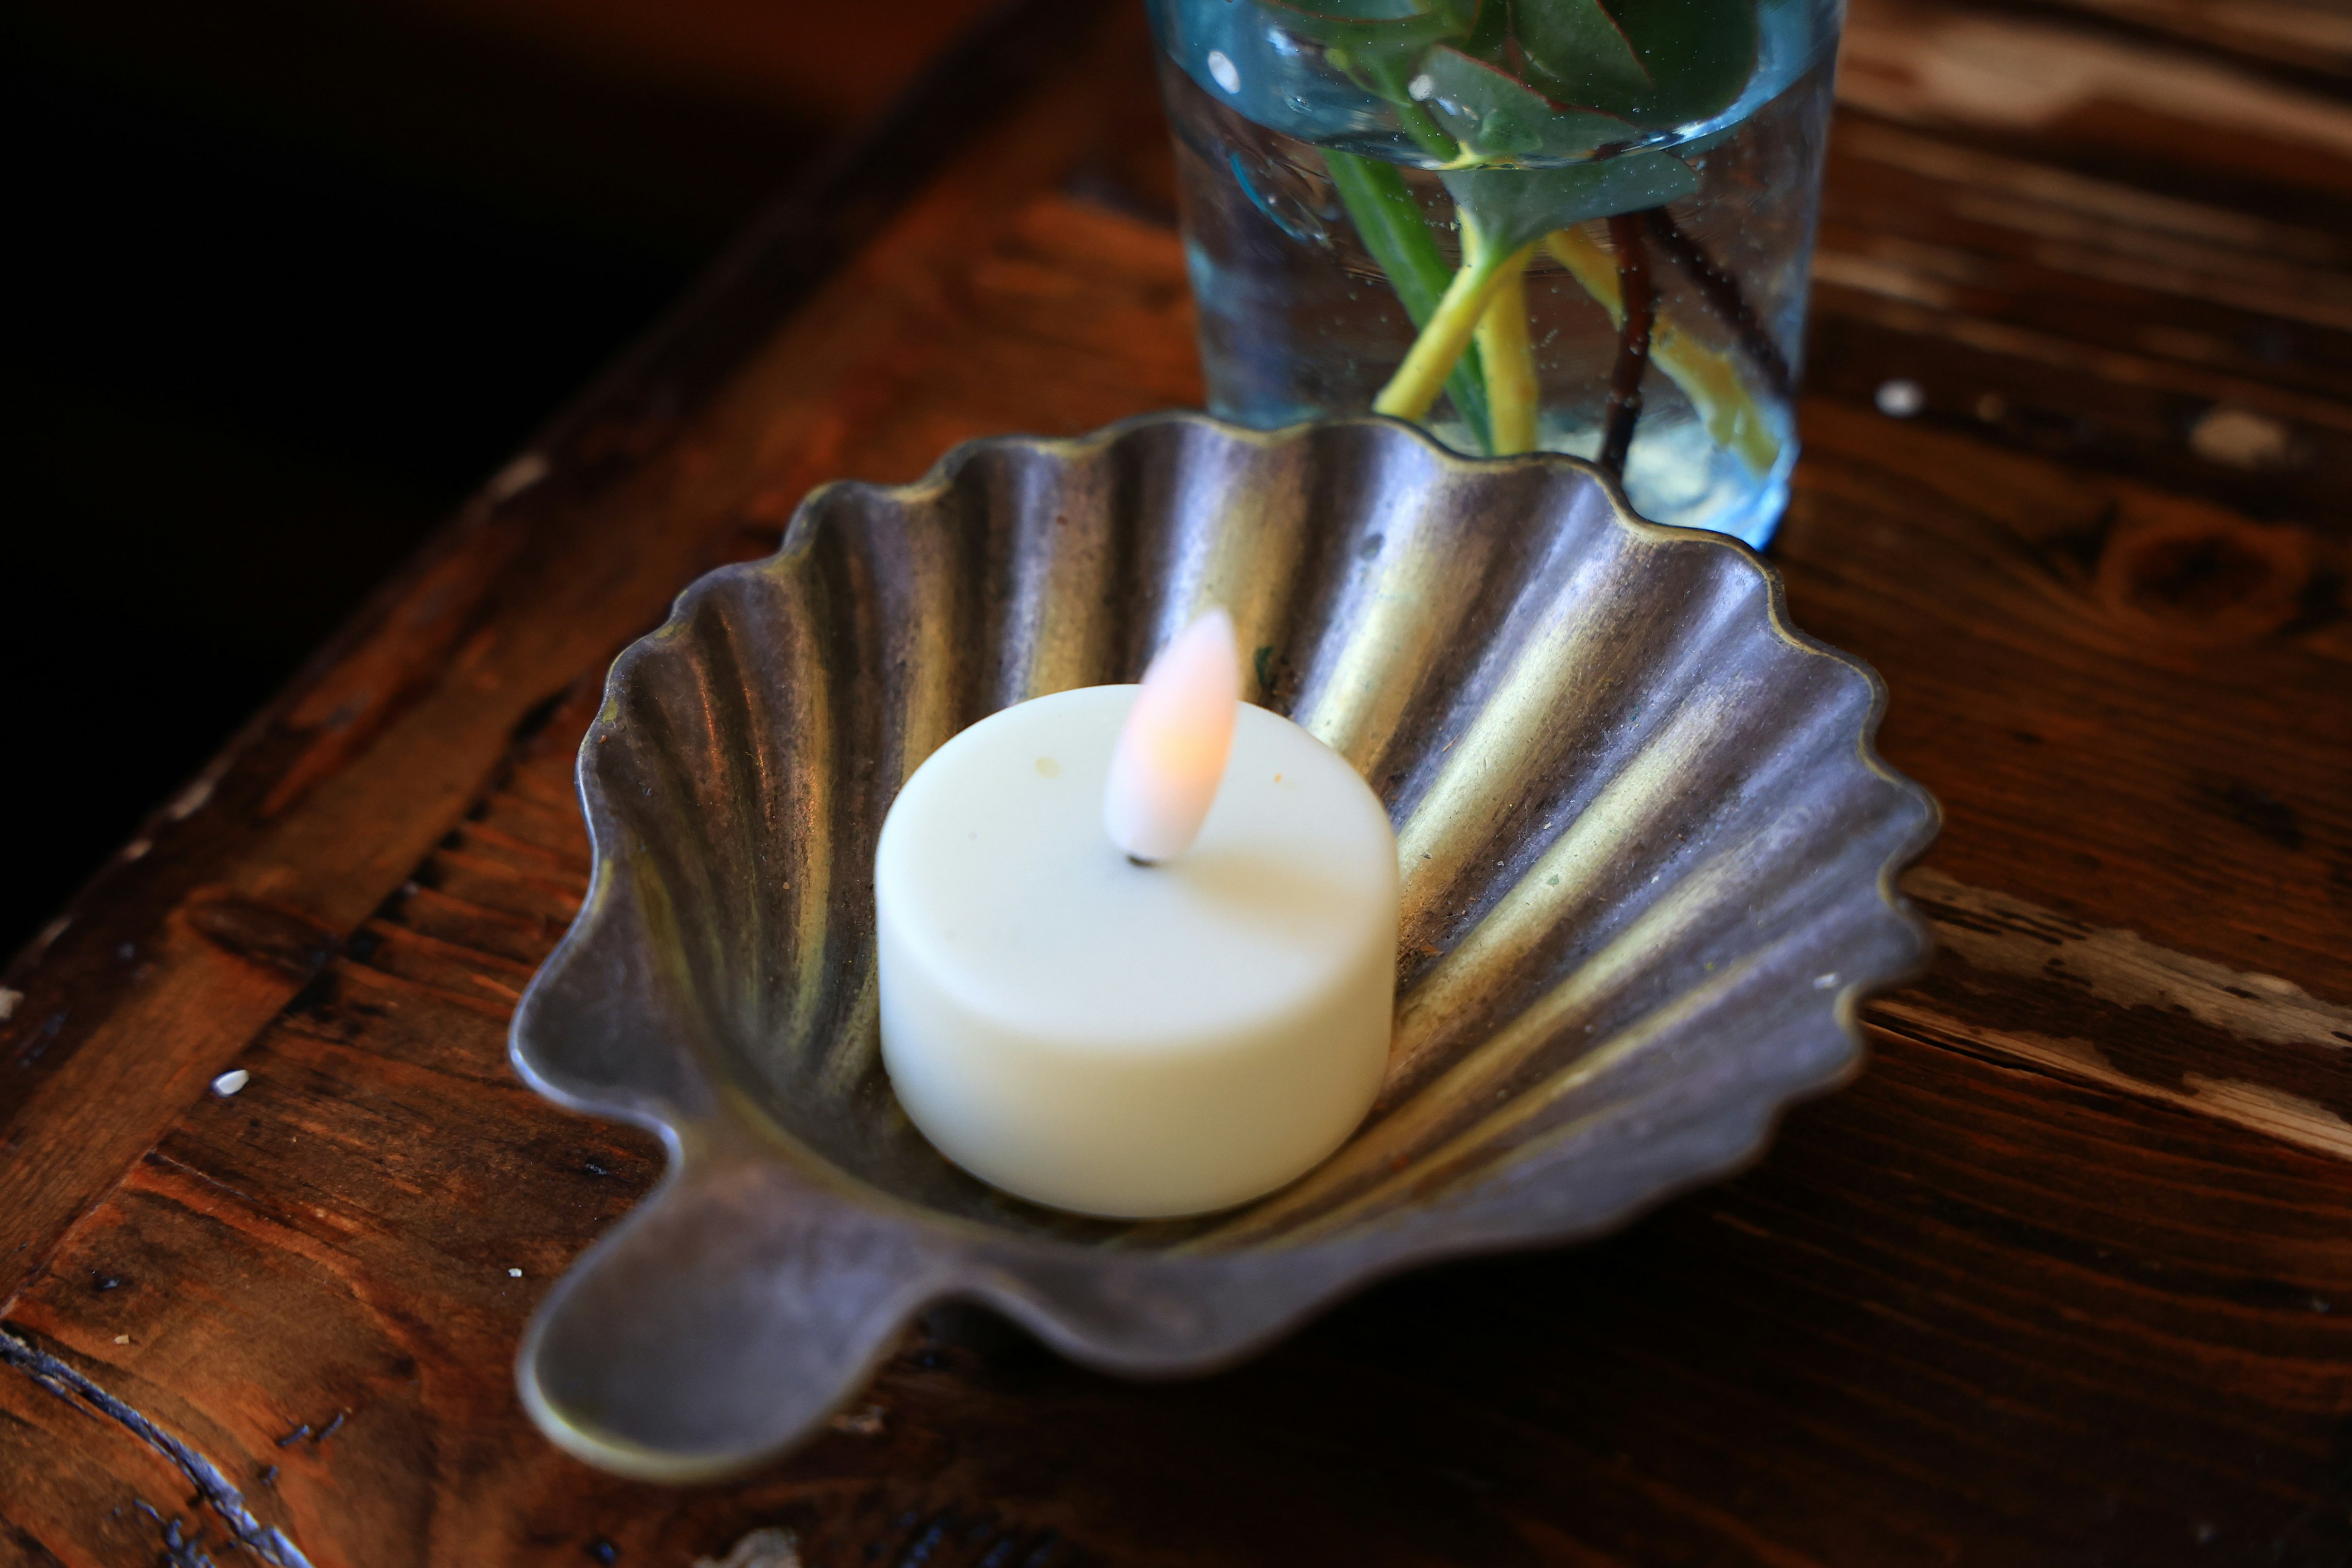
[510,412,1939,1481]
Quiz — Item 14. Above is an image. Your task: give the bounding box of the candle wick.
[1126,853,1158,869]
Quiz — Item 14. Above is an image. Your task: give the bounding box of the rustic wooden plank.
[1775,399,2350,1000]
[1842,0,2352,213]
[2026,0,2352,90]
[7,1,2352,1562]
[1817,143,2352,424]
[0,1344,276,1568]
[0,0,1151,1313]
[1817,5,2352,524]
[1891,867,2352,1161]
[7,897,2349,1564]
[6,173,2351,1563]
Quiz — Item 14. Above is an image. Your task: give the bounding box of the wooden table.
[6,1,2350,1562]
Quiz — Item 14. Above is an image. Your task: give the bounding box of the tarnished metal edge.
[509,411,1942,1477]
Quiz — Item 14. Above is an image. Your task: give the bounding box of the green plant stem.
[1359,55,1463,163]
[1325,149,1493,452]
[1373,221,1532,426]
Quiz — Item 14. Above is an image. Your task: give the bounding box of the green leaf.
[1510,0,1653,117]
[1441,149,1699,252]
[1259,0,1477,58]
[1325,148,1495,450]
[1516,0,1758,126]
[1462,0,1513,56]
[1414,45,1634,160]
[1294,0,1471,18]
[1610,0,1758,124]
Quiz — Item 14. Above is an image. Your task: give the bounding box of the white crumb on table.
[695,1528,803,1568]
[827,1404,886,1437]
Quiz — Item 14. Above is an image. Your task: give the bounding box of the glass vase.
[1148,0,1841,548]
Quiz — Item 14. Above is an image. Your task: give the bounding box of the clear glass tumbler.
[1148,0,1841,547]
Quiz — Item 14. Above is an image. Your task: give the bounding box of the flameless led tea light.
[875,609,1400,1218]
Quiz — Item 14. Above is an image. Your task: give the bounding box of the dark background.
[1,0,997,960]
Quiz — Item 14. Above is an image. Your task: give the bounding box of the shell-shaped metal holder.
[512,413,1938,1480]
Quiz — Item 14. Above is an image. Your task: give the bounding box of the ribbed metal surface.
[511,413,1939,1480]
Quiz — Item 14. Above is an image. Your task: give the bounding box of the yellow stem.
[1476,254,1540,454]
[1373,226,1532,425]
[1542,228,1783,477]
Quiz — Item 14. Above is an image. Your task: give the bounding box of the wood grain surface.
[4,0,2350,1564]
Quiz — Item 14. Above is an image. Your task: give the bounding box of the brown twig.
[1641,208,1793,399]
[1600,214,1657,477]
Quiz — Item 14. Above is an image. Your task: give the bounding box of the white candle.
[875,612,1399,1218]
